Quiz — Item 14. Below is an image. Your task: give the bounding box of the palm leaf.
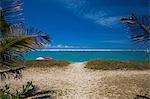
[0,0,23,35]
[120,13,150,44]
[0,30,50,67]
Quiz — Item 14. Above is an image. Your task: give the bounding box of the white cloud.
[101,40,129,44]
[59,0,88,10]
[84,11,107,20]
[58,0,89,15]
[44,44,79,48]
[84,11,119,27]
[57,0,119,28]
[96,17,118,27]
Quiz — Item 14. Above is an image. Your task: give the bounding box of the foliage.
[0,81,53,99]
[0,0,50,69]
[0,0,52,98]
[0,85,10,99]
[22,81,33,94]
[0,0,24,35]
[18,60,70,68]
[0,27,50,67]
[85,59,150,70]
[0,81,34,99]
[120,13,150,45]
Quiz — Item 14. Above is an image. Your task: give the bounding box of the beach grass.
[85,59,150,70]
[17,60,70,68]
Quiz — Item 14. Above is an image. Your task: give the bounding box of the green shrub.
[0,81,34,99]
[0,85,10,99]
[17,59,70,68]
[85,59,150,70]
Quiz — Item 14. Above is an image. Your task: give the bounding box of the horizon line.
[36,49,149,52]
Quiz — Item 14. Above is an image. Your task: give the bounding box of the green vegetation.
[0,81,34,99]
[17,60,70,68]
[0,81,55,99]
[0,0,50,68]
[0,0,50,79]
[120,13,150,43]
[0,1,51,98]
[85,59,150,70]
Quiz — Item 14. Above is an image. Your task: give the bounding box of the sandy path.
[1,62,150,99]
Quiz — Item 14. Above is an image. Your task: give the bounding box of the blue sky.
[23,0,149,49]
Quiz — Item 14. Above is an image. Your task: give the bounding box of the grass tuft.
[17,60,70,68]
[85,59,150,70]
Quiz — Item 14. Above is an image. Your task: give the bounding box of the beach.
[1,62,150,99]
[0,0,149,99]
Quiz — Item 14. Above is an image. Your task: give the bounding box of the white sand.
[0,62,150,99]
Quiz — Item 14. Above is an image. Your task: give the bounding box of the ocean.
[24,49,149,62]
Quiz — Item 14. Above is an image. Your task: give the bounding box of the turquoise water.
[24,51,149,62]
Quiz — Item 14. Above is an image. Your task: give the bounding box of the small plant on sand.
[0,81,34,99]
[0,81,54,98]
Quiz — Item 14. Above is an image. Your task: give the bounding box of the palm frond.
[0,0,51,81]
[0,0,50,80]
[0,0,23,35]
[1,0,23,24]
[0,26,50,67]
[120,13,150,44]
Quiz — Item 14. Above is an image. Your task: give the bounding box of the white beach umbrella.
[36,57,44,60]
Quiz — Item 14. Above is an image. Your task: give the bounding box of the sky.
[22,0,149,49]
